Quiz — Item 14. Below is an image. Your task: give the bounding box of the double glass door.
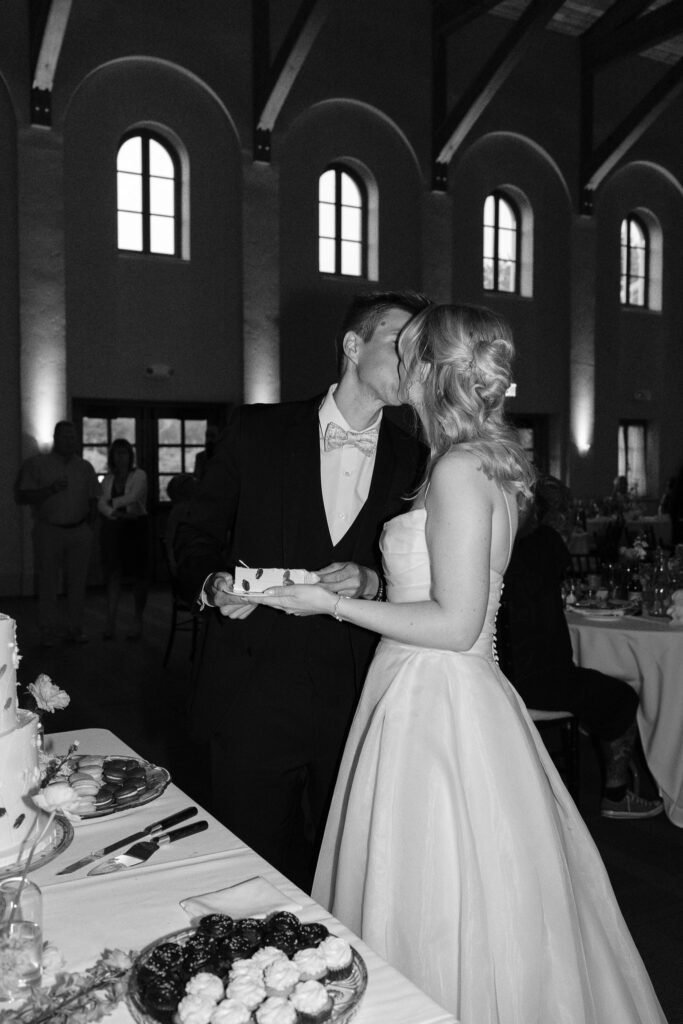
[72,398,228,580]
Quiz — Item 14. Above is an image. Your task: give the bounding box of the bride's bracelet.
[332,595,349,621]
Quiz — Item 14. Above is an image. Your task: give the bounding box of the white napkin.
[180,876,302,921]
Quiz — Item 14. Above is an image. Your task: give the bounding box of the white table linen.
[567,614,683,826]
[38,728,456,1024]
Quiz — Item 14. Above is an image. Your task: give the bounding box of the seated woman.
[98,438,149,640]
[497,474,662,820]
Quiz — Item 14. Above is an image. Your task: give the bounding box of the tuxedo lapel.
[281,401,328,564]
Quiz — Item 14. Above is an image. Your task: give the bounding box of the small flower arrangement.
[1,945,136,1023]
[25,675,70,718]
[620,533,649,563]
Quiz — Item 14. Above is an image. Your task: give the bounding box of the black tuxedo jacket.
[175,397,427,733]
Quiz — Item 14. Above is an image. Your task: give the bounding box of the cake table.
[32,728,457,1024]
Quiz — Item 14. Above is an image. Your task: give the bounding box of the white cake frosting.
[233,569,319,594]
[0,614,43,868]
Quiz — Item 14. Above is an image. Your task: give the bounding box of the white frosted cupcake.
[318,935,353,980]
[251,945,288,971]
[230,957,263,980]
[210,999,252,1024]
[186,971,225,1003]
[176,992,216,1024]
[209,999,252,1024]
[292,947,327,982]
[255,995,298,1024]
[263,957,300,997]
[289,979,333,1023]
[225,974,267,1011]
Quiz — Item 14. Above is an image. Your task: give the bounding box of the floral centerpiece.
[1,946,135,1023]
[619,532,649,564]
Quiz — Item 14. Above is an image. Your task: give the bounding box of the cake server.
[87,819,209,874]
[56,806,198,874]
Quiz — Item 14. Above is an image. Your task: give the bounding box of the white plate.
[569,606,628,619]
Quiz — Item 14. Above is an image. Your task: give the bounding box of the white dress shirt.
[319,384,381,545]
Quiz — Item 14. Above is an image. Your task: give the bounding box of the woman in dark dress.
[98,438,149,639]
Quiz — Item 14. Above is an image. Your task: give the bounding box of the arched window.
[117,131,180,256]
[318,165,367,277]
[483,192,520,294]
[620,215,649,308]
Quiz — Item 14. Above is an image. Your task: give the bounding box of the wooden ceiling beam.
[585,56,683,194]
[433,0,501,38]
[433,0,565,168]
[591,3,683,68]
[31,0,72,126]
[253,0,336,160]
[581,0,652,53]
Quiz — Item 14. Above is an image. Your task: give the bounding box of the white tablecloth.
[568,614,683,826]
[33,728,456,1024]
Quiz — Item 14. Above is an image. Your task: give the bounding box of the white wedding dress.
[312,502,667,1024]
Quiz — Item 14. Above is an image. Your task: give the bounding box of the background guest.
[193,425,219,481]
[497,474,663,820]
[16,420,100,646]
[98,438,149,640]
[163,473,196,576]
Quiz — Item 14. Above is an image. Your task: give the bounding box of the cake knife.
[56,806,198,874]
[87,819,209,874]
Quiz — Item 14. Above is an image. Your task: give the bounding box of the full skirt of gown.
[312,509,667,1024]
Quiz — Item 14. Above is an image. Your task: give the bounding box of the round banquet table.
[567,611,683,826]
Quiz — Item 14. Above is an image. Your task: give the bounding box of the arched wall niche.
[63,57,244,404]
[594,161,683,496]
[277,98,423,400]
[448,132,572,467]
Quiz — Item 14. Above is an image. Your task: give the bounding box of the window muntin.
[620,216,649,308]
[157,417,207,501]
[318,165,367,277]
[117,132,179,256]
[483,192,519,294]
[82,416,137,481]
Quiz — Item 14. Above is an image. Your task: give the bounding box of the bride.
[253,304,667,1023]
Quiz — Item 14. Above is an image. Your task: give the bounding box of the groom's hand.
[315,562,379,599]
[205,571,258,619]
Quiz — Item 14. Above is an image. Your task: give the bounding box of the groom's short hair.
[336,291,431,374]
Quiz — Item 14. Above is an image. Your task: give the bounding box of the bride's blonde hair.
[400,303,535,499]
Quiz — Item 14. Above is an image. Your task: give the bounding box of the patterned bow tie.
[323,421,378,457]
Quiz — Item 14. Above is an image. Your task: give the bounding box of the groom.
[174,290,429,890]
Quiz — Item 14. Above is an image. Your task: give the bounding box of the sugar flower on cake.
[26,673,70,714]
[32,780,83,817]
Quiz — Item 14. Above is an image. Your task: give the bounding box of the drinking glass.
[0,877,42,999]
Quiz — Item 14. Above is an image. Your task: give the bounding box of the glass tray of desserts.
[54,753,171,818]
[126,911,367,1024]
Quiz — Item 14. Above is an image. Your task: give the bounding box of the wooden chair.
[529,709,581,803]
[160,543,201,668]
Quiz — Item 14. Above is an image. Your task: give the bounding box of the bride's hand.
[251,584,337,618]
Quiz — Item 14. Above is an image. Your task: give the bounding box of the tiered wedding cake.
[0,614,42,868]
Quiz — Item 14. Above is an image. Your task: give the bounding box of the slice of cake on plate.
[233,569,320,594]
